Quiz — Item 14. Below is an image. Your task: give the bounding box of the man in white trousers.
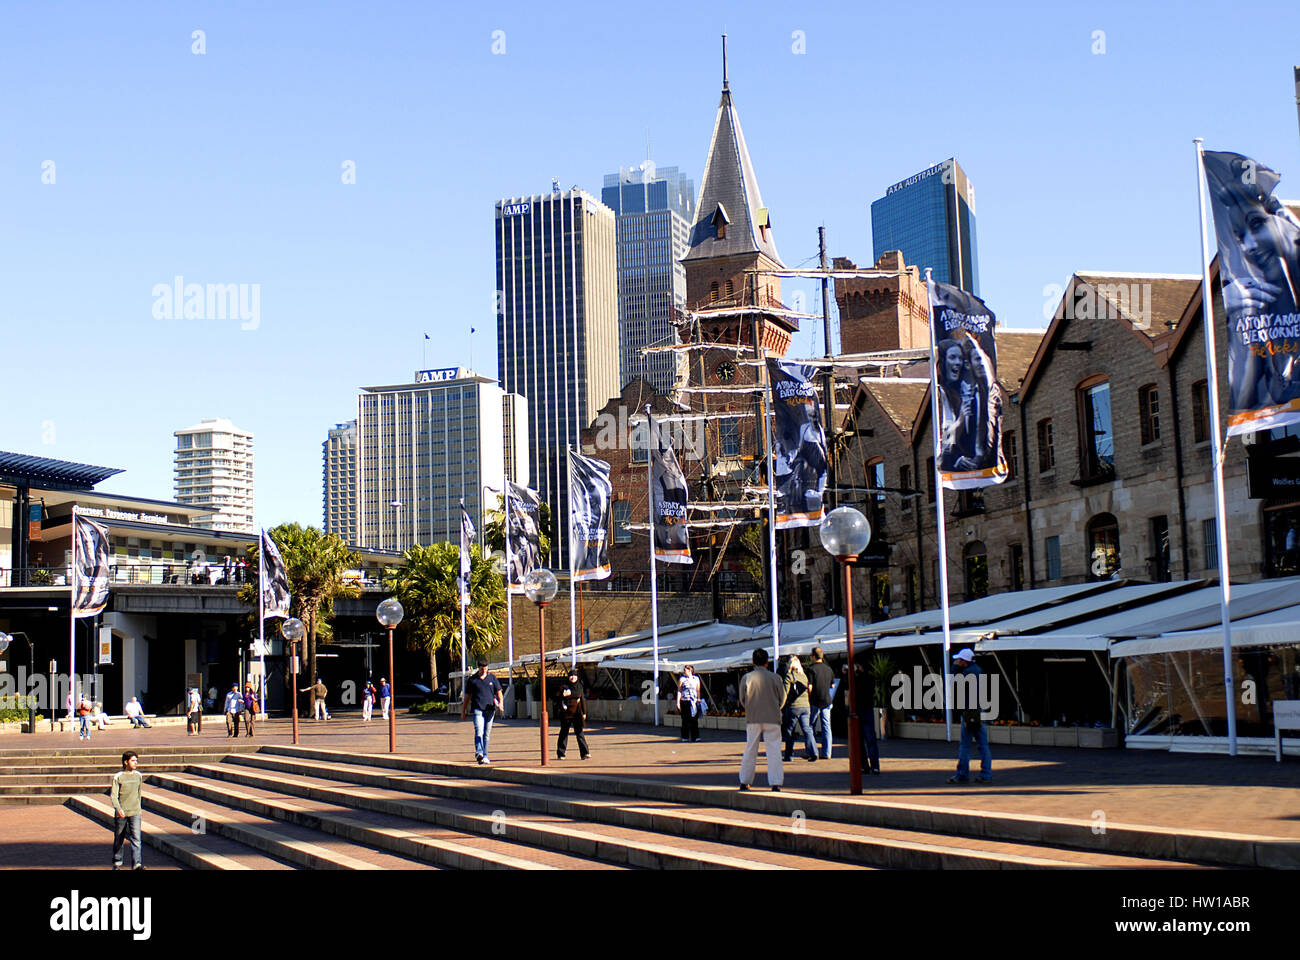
[738,648,785,792]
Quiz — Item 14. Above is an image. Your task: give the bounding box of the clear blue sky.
[3,0,1298,528]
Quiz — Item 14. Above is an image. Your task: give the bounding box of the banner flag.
[649,414,692,564]
[260,530,291,619]
[71,515,111,618]
[1202,150,1300,437]
[928,279,1008,490]
[767,359,829,528]
[459,505,475,606]
[568,449,613,581]
[505,481,542,593]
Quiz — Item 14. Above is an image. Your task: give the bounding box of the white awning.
[1111,606,1300,657]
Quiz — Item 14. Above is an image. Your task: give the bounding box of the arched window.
[1087,513,1121,580]
[725,279,734,299]
[963,541,988,601]
[709,282,719,303]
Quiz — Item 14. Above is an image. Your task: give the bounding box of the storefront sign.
[1247,454,1300,499]
[414,368,462,384]
[76,506,175,525]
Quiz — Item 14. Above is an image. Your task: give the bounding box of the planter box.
[1078,728,1119,749]
[1010,726,1033,745]
[1030,728,1056,746]
[987,725,1011,745]
[1053,728,1079,748]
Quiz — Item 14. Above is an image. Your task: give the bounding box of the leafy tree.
[239,523,361,715]
[383,542,505,692]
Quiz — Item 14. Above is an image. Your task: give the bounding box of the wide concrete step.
[66,794,299,870]
[140,785,442,871]
[0,744,261,761]
[0,765,190,784]
[258,744,1299,869]
[220,753,1193,870]
[0,794,73,806]
[152,771,618,871]
[192,759,853,870]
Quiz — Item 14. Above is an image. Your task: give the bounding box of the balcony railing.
[1,562,387,590]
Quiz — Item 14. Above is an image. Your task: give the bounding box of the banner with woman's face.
[568,449,613,581]
[927,279,1008,490]
[649,415,692,564]
[506,481,542,592]
[767,359,828,528]
[1202,150,1300,436]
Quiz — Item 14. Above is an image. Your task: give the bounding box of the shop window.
[1087,513,1121,579]
[1265,506,1300,577]
[1149,516,1171,581]
[1078,378,1115,481]
[1139,384,1161,445]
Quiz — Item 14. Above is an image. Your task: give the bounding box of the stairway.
[42,744,1283,869]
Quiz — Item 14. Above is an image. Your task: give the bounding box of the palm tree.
[384,542,505,693]
[239,523,361,716]
[482,493,553,561]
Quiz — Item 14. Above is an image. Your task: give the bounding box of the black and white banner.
[1202,150,1300,436]
[568,449,612,581]
[767,359,829,528]
[649,415,692,564]
[928,279,1008,489]
[260,529,291,619]
[71,514,111,618]
[506,481,542,592]
[459,505,475,606]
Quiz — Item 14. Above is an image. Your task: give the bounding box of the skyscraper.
[495,188,619,565]
[357,369,527,552]
[323,420,358,543]
[870,158,979,295]
[173,418,255,532]
[601,162,694,393]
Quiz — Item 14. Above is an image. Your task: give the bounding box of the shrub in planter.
[407,700,448,715]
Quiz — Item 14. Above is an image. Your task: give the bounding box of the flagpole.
[1194,138,1239,756]
[69,504,77,725]
[646,406,661,727]
[257,529,266,716]
[459,499,468,687]
[761,360,780,660]
[925,267,955,742]
[503,469,515,700]
[568,448,578,663]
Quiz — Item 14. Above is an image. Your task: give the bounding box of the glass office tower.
[870,158,979,296]
[601,162,694,393]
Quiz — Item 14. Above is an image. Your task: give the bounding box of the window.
[1192,380,1209,444]
[926,456,936,502]
[956,488,985,514]
[613,500,631,544]
[1087,513,1121,580]
[963,541,989,601]
[709,282,719,303]
[1139,385,1161,445]
[899,465,912,512]
[719,418,740,458]
[904,565,918,613]
[1037,419,1055,473]
[630,422,648,464]
[1045,535,1061,580]
[1003,430,1018,480]
[1009,543,1025,591]
[1149,516,1171,581]
[725,279,734,299]
[1078,379,1115,480]
[1203,518,1218,569]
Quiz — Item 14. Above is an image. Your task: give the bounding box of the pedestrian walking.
[186,687,202,735]
[299,678,331,720]
[676,664,704,743]
[222,555,234,585]
[460,659,503,764]
[555,668,589,760]
[806,647,837,760]
[842,661,881,774]
[124,696,152,728]
[362,680,377,722]
[948,648,992,784]
[243,684,259,737]
[738,648,785,792]
[77,695,93,741]
[224,683,244,737]
[781,655,818,762]
[111,750,144,870]
[379,678,392,720]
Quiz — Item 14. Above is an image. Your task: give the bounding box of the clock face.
[716,361,737,383]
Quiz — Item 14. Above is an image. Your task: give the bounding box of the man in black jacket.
[806,647,837,760]
[556,669,589,760]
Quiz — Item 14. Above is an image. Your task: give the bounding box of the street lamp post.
[376,598,404,753]
[818,506,873,796]
[281,618,305,745]
[522,569,558,766]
